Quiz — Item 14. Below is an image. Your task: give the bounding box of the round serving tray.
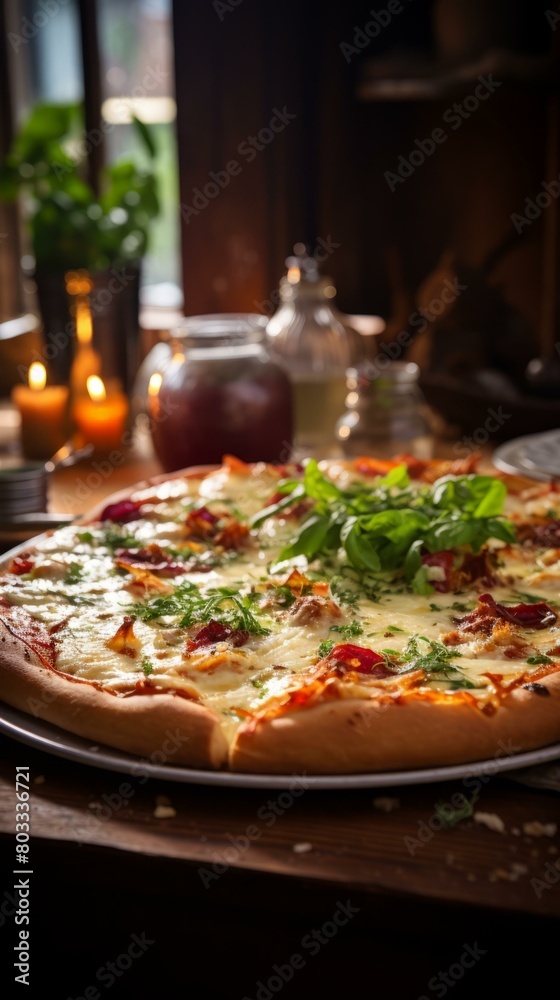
[1,702,559,789]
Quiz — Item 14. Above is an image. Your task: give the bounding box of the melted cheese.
[1,465,559,738]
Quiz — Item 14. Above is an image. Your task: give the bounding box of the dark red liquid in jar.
[150,352,293,471]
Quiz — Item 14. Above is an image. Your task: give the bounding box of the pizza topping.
[0,598,56,669]
[516,519,560,548]
[473,594,558,629]
[8,554,35,576]
[185,506,220,538]
[100,498,145,523]
[421,551,455,591]
[185,620,250,653]
[115,544,187,577]
[123,565,175,595]
[264,460,516,595]
[214,519,249,550]
[326,643,391,677]
[287,595,342,625]
[185,507,249,550]
[106,616,141,658]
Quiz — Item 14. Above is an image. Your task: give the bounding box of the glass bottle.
[147,315,293,471]
[266,251,363,455]
[335,361,433,458]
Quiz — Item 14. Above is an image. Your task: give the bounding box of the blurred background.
[0,0,559,524]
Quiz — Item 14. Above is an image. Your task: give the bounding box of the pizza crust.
[0,620,228,769]
[2,459,560,775]
[230,673,560,773]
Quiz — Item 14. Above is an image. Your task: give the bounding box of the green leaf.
[379,464,410,489]
[302,459,343,503]
[318,639,335,658]
[278,514,331,562]
[131,115,157,158]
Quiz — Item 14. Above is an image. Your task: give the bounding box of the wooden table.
[1,451,559,997]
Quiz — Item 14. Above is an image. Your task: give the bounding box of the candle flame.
[76,300,93,345]
[287,266,300,284]
[29,362,47,391]
[148,372,163,396]
[87,375,106,402]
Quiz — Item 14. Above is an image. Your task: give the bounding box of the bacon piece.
[0,598,56,669]
[459,551,497,587]
[122,565,174,595]
[422,551,455,592]
[8,554,34,576]
[185,506,220,539]
[478,593,556,630]
[106,616,141,658]
[214,520,249,550]
[115,544,186,577]
[185,619,249,653]
[100,498,145,523]
[516,519,560,548]
[327,643,391,677]
[288,596,341,625]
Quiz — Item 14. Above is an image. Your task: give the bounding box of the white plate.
[1,702,559,788]
[494,429,560,481]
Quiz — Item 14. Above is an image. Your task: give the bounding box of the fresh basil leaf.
[379,464,410,489]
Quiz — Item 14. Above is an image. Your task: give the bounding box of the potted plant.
[0,102,159,387]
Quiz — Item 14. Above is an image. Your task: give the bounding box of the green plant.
[0,102,159,271]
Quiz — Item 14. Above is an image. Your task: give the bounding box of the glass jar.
[335,361,433,458]
[148,315,293,471]
[266,253,364,454]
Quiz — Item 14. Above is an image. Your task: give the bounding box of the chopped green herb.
[318,639,335,658]
[130,580,270,636]
[76,530,94,544]
[434,793,479,829]
[64,563,83,585]
[101,527,137,551]
[386,625,404,633]
[330,621,364,638]
[251,678,264,688]
[526,653,553,665]
[141,657,154,676]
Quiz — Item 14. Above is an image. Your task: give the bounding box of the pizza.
[0,453,560,774]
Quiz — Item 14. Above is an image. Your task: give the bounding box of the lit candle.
[73,375,129,452]
[12,363,70,460]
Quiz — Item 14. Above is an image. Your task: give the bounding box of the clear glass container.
[266,253,364,454]
[335,361,433,458]
[147,315,293,471]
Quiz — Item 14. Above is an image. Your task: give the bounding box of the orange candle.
[12,363,69,460]
[73,376,128,452]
